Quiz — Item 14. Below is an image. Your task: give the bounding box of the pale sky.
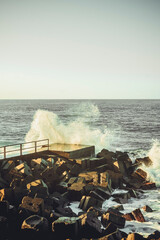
[0,0,160,99]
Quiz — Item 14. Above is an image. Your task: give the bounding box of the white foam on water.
[140,140,160,186]
[102,189,160,236]
[25,103,115,152]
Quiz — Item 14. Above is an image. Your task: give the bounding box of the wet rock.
[142,205,153,212]
[101,211,126,228]
[111,204,124,211]
[123,208,145,222]
[100,172,112,192]
[68,182,85,201]
[0,188,14,204]
[79,171,99,184]
[94,187,111,200]
[0,175,8,188]
[15,162,32,177]
[27,179,48,196]
[132,168,147,182]
[0,200,9,217]
[55,181,68,193]
[117,153,132,177]
[0,216,8,240]
[112,191,130,200]
[87,157,107,169]
[141,182,156,190]
[135,156,152,167]
[52,216,80,239]
[128,188,138,198]
[45,192,68,209]
[147,230,160,240]
[55,205,77,217]
[76,158,89,170]
[123,213,135,221]
[69,163,81,176]
[106,170,123,188]
[31,158,48,171]
[126,233,145,240]
[123,176,143,189]
[1,160,15,174]
[132,208,145,222]
[87,206,103,217]
[79,212,102,239]
[46,157,55,167]
[79,195,103,211]
[21,215,48,232]
[40,167,57,184]
[19,196,44,215]
[89,190,105,202]
[97,149,116,163]
[99,221,119,239]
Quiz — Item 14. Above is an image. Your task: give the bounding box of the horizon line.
[0,98,160,100]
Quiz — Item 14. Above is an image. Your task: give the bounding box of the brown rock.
[97,149,116,163]
[135,156,152,167]
[132,208,145,222]
[141,182,156,190]
[19,196,44,215]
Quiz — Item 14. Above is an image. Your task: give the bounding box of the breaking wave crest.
[141,140,160,186]
[25,104,113,152]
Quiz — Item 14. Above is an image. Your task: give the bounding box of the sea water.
[0,99,160,235]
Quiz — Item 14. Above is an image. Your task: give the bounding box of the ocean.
[0,99,160,235]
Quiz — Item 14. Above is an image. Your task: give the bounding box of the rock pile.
[0,149,158,239]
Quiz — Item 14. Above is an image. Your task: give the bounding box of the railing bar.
[0,139,49,148]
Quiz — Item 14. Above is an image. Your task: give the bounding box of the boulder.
[21,215,48,232]
[19,196,44,215]
[0,188,14,204]
[0,200,9,217]
[141,182,156,190]
[117,153,132,177]
[142,205,153,212]
[123,208,145,222]
[126,233,145,240]
[101,212,125,228]
[79,195,103,211]
[68,182,85,201]
[97,149,116,163]
[135,156,152,167]
[31,158,48,170]
[52,216,80,239]
[79,212,102,239]
[0,216,8,239]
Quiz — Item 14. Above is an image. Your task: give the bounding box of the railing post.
[4,146,6,159]
[48,139,49,150]
[35,141,37,153]
[20,144,22,156]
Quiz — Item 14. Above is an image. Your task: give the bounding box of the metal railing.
[0,139,49,160]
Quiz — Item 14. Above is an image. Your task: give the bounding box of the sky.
[0,0,160,99]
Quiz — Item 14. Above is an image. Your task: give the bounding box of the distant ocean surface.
[1,99,160,235]
[0,99,160,151]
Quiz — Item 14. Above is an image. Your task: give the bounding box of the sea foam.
[25,103,114,152]
[142,140,160,186]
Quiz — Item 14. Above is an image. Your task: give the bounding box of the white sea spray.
[25,103,115,152]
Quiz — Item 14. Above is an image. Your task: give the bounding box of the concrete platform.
[48,143,95,159]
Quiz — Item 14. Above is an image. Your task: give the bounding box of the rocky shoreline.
[0,148,159,240]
